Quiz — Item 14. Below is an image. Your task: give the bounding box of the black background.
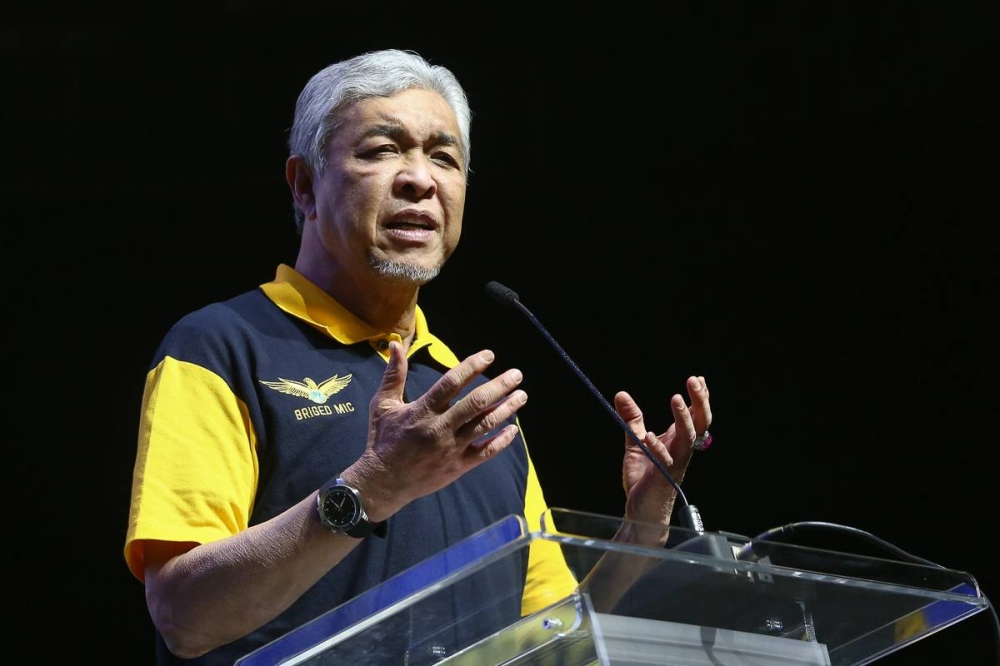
[8,3,997,664]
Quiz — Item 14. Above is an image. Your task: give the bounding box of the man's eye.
[432,152,460,168]
[363,145,398,157]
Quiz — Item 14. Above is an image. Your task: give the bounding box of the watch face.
[322,487,361,531]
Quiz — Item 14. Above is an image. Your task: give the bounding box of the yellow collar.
[260,264,460,367]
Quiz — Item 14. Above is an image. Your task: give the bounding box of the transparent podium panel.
[237,509,988,666]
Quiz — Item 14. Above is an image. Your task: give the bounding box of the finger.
[644,430,674,467]
[465,422,521,463]
[446,368,524,428]
[371,340,409,409]
[671,393,698,449]
[686,375,712,433]
[613,391,647,440]
[420,350,497,412]
[458,388,528,443]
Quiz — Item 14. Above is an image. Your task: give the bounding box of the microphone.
[484,281,705,534]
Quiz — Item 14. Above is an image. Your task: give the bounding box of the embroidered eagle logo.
[259,374,354,404]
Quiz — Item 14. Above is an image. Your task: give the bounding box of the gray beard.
[370,257,440,285]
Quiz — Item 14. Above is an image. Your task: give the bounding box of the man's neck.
[295,262,420,344]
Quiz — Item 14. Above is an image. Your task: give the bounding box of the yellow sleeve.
[123,357,259,582]
[520,421,579,615]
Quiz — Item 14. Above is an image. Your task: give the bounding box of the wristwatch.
[317,478,387,539]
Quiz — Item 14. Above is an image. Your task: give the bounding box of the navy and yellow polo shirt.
[124,264,576,664]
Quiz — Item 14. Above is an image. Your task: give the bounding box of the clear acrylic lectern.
[237,508,988,665]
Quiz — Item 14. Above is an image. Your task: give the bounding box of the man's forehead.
[339,89,459,135]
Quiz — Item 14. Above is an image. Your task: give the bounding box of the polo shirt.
[124,264,577,664]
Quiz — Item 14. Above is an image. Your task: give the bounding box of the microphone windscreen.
[485,281,519,306]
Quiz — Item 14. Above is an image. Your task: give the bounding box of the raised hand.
[346,342,528,519]
[615,376,712,525]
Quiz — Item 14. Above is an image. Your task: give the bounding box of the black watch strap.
[346,514,388,539]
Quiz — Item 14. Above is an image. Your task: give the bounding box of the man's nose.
[394,156,437,200]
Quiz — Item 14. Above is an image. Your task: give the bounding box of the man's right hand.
[343,341,528,521]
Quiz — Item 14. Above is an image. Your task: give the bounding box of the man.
[124,48,713,665]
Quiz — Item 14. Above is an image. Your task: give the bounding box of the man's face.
[308,88,467,286]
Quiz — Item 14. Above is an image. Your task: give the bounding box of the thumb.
[373,341,408,407]
[614,391,646,439]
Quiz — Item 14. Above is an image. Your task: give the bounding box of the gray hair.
[287,49,472,232]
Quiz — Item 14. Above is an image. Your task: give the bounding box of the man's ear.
[286,155,316,220]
